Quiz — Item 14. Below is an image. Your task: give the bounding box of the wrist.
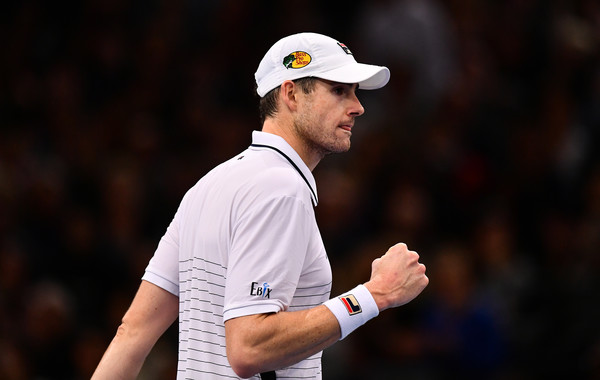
[363,281,390,312]
[323,284,379,340]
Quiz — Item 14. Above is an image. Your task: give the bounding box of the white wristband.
[323,284,379,340]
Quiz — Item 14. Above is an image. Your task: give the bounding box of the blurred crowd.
[1,0,599,379]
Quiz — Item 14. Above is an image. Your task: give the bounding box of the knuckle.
[422,275,430,287]
[391,242,407,252]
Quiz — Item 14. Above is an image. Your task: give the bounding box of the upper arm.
[224,195,313,321]
[120,280,179,349]
[143,212,181,295]
[224,305,341,378]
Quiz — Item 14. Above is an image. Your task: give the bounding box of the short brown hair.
[258,77,318,124]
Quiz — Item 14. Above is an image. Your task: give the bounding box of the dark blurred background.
[1,0,599,379]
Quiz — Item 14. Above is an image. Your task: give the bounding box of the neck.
[262,118,323,171]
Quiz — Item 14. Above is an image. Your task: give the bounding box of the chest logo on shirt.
[250,282,272,298]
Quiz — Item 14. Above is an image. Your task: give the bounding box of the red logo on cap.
[337,42,353,55]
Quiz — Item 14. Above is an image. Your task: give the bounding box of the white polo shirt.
[142,131,333,379]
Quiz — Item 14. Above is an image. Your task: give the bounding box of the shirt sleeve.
[223,194,313,322]
[142,212,180,296]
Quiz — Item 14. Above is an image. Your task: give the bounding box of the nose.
[349,93,365,117]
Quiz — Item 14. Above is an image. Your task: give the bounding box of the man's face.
[292,79,365,157]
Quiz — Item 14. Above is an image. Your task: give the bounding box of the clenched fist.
[364,243,429,312]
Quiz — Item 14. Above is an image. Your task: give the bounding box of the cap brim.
[313,63,390,90]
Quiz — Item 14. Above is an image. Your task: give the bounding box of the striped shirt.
[143,131,332,379]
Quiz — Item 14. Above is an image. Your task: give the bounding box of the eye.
[333,86,346,95]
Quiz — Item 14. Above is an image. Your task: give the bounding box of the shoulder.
[228,150,312,207]
[181,149,314,212]
[243,161,310,204]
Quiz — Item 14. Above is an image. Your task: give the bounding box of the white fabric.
[143,131,332,379]
[255,32,390,96]
[323,284,379,340]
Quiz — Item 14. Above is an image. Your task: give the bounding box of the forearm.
[92,281,179,380]
[226,243,429,378]
[225,304,340,377]
[91,323,151,380]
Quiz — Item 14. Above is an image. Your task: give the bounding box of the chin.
[331,143,351,154]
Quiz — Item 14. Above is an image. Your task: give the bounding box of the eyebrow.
[319,79,360,91]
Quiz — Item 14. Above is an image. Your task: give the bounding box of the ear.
[279,80,299,112]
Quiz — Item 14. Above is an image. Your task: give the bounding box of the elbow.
[112,316,147,363]
[227,344,264,379]
[114,320,131,343]
[116,315,137,340]
[225,314,275,378]
[231,363,257,379]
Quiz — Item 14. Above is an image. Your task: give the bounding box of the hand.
[364,243,429,312]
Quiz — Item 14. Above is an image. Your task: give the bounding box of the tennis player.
[92,32,428,379]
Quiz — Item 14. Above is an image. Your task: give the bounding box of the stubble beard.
[292,115,351,160]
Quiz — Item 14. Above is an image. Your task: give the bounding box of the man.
[92,32,428,379]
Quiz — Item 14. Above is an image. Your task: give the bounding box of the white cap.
[255,32,390,97]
